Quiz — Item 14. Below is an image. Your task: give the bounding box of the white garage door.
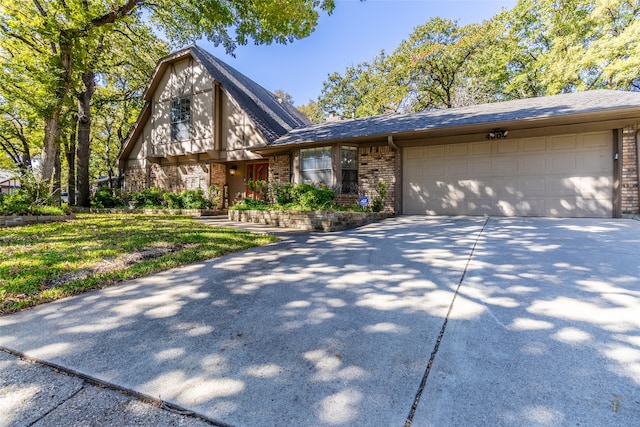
[403,131,613,217]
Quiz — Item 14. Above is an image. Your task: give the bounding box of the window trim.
[340,146,358,194]
[170,96,191,141]
[300,146,333,185]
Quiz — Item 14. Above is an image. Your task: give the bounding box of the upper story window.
[300,146,332,184]
[171,96,191,140]
[341,146,358,194]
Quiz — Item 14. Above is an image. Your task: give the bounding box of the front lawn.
[0,214,277,314]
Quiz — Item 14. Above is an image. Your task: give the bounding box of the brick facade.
[148,163,209,192]
[621,126,639,215]
[268,154,291,184]
[358,146,396,213]
[123,167,147,193]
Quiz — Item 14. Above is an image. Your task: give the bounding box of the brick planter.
[1,214,76,228]
[229,209,392,232]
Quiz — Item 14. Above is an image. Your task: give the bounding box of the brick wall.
[209,163,226,209]
[148,163,210,192]
[124,167,147,193]
[621,126,639,215]
[269,154,291,184]
[358,146,396,213]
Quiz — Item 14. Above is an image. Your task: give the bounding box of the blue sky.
[200,0,517,106]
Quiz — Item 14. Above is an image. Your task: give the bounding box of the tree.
[297,100,324,124]
[273,89,295,106]
[494,0,640,98]
[0,0,336,203]
[390,18,492,110]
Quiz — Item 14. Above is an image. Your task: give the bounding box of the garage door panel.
[471,159,492,175]
[471,141,492,155]
[580,150,610,171]
[447,161,468,175]
[522,137,547,151]
[550,153,577,173]
[403,132,613,217]
[427,146,445,157]
[550,134,577,150]
[497,140,518,153]
[448,144,468,156]
[520,156,547,174]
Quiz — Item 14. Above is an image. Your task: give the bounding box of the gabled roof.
[271,90,640,147]
[190,46,311,141]
[0,170,15,183]
[118,45,310,166]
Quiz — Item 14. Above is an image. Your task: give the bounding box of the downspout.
[388,135,402,214]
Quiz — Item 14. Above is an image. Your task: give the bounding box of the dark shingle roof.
[272,90,640,146]
[190,46,310,143]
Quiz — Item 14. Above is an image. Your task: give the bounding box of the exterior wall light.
[487,129,508,140]
[229,165,238,176]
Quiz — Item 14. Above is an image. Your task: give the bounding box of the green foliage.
[296,186,335,210]
[231,198,271,210]
[271,182,295,205]
[231,182,336,211]
[180,189,212,209]
[163,192,183,209]
[371,181,388,213]
[316,0,640,117]
[208,185,223,208]
[130,187,166,208]
[0,190,66,215]
[91,187,127,208]
[0,192,32,215]
[248,180,270,201]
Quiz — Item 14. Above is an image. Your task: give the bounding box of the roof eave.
[256,105,640,153]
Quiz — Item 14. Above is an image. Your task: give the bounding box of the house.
[0,171,20,195]
[118,46,640,218]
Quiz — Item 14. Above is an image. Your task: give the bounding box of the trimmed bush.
[130,187,165,208]
[91,187,127,208]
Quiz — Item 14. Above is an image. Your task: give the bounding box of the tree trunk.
[76,71,96,207]
[65,117,78,206]
[41,110,61,184]
[41,34,73,194]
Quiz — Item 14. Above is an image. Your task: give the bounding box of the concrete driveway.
[1,217,639,426]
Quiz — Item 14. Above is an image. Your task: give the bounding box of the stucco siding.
[192,89,214,153]
[223,93,267,153]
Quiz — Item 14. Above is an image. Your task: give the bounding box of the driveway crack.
[404,216,490,427]
[27,384,86,427]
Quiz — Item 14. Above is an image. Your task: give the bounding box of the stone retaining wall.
[1,215,75,228]
[229,209,391,232]
[71,208,225,216]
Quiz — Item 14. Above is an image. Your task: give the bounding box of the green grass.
[0,214,277,314]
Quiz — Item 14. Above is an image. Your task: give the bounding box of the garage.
[403,130,614,217]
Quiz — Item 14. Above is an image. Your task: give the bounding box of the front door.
[246,162,269,199]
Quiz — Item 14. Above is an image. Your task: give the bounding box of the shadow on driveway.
[1,216,639,426]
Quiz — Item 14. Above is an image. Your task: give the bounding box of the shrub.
[371,182,388,213]
[130,187,165,208]
[0,190,68,215]
[296,186,335,210]
[270,182,294,205]
[208,185,223,208]
[0,191,32,215]
[163,192,183,209]
[91,187,126,208]
[230,197,270,210]
[180,189,212,209]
